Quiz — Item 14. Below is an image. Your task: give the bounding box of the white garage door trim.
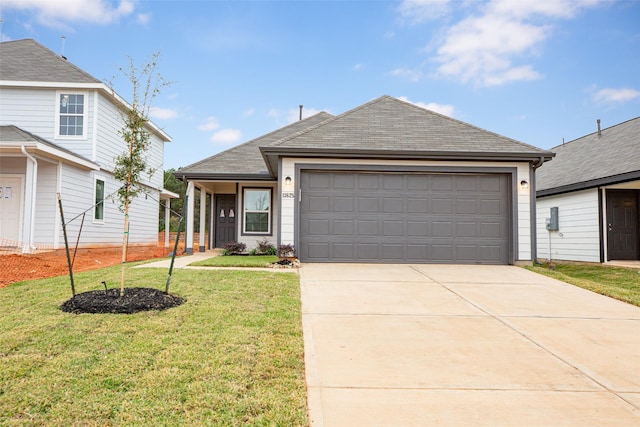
[294,164,518,264]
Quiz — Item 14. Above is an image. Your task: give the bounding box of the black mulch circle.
[61,287,185,314]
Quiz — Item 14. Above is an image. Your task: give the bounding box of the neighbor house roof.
[0,125,99,170]
[536,116,640,197]
[0,39,101,84]
[175,112,334,181]
[261,95,553,175]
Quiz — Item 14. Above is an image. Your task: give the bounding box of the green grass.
[526,263,640,307]
[191,255,280,268]
[0,265,308,426]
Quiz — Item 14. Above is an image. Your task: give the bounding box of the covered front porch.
[182,178,279,254]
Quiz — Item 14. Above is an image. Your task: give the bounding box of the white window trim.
[242,188,272,235]
[55,91,88,140]
[93,175,106,224]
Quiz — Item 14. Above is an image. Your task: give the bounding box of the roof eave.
[174,171,275,182]
[537,170,640,198]
[260,147,555,177]
[1,141,100,170]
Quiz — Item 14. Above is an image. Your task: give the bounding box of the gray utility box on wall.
[547,207,559,231]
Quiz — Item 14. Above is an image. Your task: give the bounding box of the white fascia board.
[1,80,172,142]
[34,143,99,170]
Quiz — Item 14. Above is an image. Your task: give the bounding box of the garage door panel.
[407,198,428,213]
[358,197,379,212]
[358,174,380,189]
[407,221,428,236]
[383,220,403,236]
[358,220,379,235]
[308,196,330,212]
[383,197,404,213]
[334,196,355,212]
[300,171,510,264]
[333,219,355,235]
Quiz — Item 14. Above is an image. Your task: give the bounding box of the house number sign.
[282,192,295,199]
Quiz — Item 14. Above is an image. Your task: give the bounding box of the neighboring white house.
[536,117,640,263]
[176,95,553,265]
[0,39,174,252]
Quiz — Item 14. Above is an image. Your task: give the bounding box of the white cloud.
[242,108,255,117]
[149,107,177,120]
[431,0,606,87]
[594,87,640,104]
[391,67,423,82]
[397,0,451,24]
[1,0,135,27]
[197,116,220,131]
[398,96,455,117]
[137,13,151,26]
[210,129,242,145]
[353,63,364,71]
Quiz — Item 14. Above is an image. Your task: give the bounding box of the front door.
[607,190,640,260]
[215,194,236,248]
[0,175,23,244]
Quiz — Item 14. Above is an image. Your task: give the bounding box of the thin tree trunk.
[120,191,130,297]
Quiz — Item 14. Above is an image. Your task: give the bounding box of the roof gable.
[536,116,640,195]
[0,39,101,84]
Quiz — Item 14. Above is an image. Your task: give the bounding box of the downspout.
[21,146,38,253]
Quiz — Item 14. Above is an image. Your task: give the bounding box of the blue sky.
[1,0,639,170]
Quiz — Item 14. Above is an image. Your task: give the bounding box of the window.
[94,179,104,221]
[57,93,85,137]
[243,188,271,234]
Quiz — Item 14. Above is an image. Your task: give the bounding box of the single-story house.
[536,117,640,263]
[176,95,554,265]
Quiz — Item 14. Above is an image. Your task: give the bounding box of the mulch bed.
[61,287,185,314]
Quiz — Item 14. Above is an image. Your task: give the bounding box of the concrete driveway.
[299,264,640,426]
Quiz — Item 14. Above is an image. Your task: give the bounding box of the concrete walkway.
[299,264,640,426]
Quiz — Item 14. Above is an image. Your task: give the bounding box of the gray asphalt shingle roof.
[0,125,98,167]
[536,116,640,194]
[176,112,334,177]
[0,39,101,84]
[178,95,552,180]
[271,96,550,154]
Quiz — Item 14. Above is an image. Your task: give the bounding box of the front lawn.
[527,263,640,307]
[191,255,280,268]
[0,266,308,426]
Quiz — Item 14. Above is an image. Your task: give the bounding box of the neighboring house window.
[94,179,105,221]
[57,93,86,137]
[243,188,271,234]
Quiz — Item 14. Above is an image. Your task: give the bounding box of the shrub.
[277,244,295,258]
[223,241,246,255]
[257,238,276,255]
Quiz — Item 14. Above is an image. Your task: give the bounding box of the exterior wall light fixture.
[520,180,529,190]
[284,176,292,186]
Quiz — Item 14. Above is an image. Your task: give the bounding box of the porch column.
[199,188,206,252]
[164,199,170,248]
[185,180,195,255]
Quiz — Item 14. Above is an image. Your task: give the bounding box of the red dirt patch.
[0,245,169,288]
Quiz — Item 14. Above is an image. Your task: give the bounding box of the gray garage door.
[299,171,511,264]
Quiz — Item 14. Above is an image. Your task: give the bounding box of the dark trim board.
[294,163,518,264]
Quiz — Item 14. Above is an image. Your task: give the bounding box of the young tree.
[111,52,171,297]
